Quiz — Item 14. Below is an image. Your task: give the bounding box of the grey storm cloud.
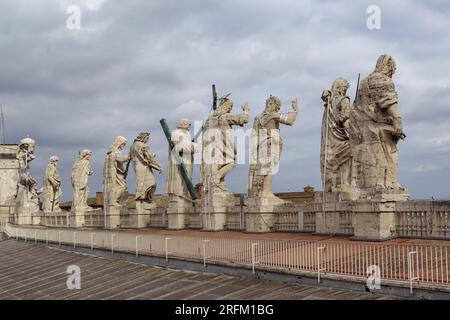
[1,0,449,201]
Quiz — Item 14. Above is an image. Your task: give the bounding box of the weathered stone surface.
[103,136,129,229]
[201,97,249,200]
[13,137,40,225]
[130,132,162,228]
[165,118,198,208]
[248,95,298,206]
[352,200,396,241]
[200,97,249,231]
[71,149,93,211]
[349,54,408,198]
[0,144,19,225]
[43,156,62,212]
[320,78,357,198]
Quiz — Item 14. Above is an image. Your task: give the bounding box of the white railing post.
[24,230,27,242]
[408,251,419,294]
[135,236,142,257]
[73,232,77,248]
[15,229,18,240]
[251,243,259,274]
[111,234,116,254]
[203,239,210,268]
[317,246,326,283]
[58,231,62,247]
[45,231,48,245]
[34,231,37,243]
[165,237,172,262]
[90,233,95,251]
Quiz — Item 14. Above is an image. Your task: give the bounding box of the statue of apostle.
[165,118,198,206]
[43,155,62,212]
[71,149,93,210]
[130,132,163,211]
[248,95,298,204]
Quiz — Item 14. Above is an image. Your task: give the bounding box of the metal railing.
[5,224,450,290]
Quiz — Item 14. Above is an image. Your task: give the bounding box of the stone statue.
[43,156,62,212]
[202,97,249,193]
[71,149,93,211]
[248,95,298,204]
[349,54,407,196]
[130,132,163,210]
[14,137,41,224]
[320,78,354,193]
[165,118,198,206]
[16,137,39,199]
[103,136,129,208]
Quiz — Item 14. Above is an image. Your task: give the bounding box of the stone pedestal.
[129,201,154,228]
[313,197,354,235]
[202,212,228,231]
[14,186,40,225]
[244,196,285,233]
[245,210,277,233]
[352,190,409,241]
[32,211,43,226]
[167,206,190,230]
[352,200,396,241]
[167,196,195,230]
[202,191,235,231]
[315,210,340,235]
[69,207,93,228]
[104,206,123,229]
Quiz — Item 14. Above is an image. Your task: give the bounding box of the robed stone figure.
[165,118,198,206]
[320,78,353,193]
[130,132,163,210]
[248,95,297,204]
[43,155,62,212]
[202,98,249,194]
[71,149,93,210]
[349,54,407,195]
[103,136,129,208]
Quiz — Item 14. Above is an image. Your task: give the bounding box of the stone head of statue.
[19,137,36,154]
[265,95,281,112]
[177,118,192,130]
[114,136,128,150]
[49,155,59,166]
[80,149,92,160]
[18,137,36,163]
[135,132,150,143]
[331,78,350,97]
[217,98,233,115]
[375,54,396,78]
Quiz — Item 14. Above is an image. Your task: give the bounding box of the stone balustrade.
[8,195,450,242]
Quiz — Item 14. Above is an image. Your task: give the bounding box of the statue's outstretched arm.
[279,98,299,125]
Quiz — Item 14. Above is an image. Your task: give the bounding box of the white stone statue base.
[69,207,94,228]
[129,201,154,228]
[202,191,235,231]
[14,186,40,225]
[104,206,124,229]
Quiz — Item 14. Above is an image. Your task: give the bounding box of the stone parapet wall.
[11,198,450,241]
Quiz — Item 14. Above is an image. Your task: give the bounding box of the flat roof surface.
[0,239,400,300]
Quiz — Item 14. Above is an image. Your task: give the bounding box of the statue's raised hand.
[242,102,249,113]
[291,98,299,112]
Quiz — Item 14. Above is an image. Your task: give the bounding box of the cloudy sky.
[1,0,449,201]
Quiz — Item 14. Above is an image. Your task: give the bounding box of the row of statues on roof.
[14,53,408,215]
